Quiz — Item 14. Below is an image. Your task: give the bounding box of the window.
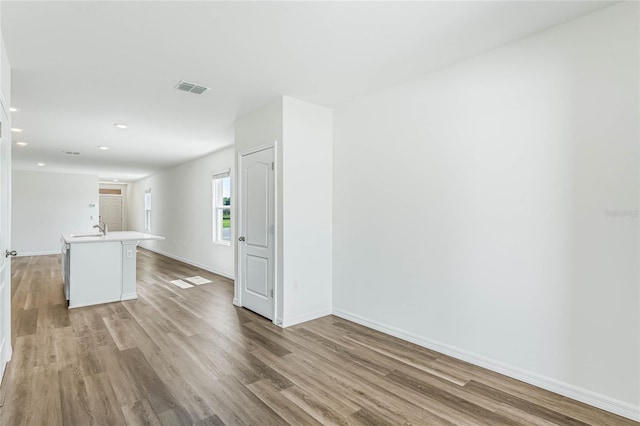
[213,172,231,244]
[144,189,151,231]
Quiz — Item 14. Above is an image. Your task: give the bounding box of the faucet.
[93,221,108,235]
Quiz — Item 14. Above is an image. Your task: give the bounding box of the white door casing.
[238,146,275,320]
[99,195,123,231]
[0,100,13,379]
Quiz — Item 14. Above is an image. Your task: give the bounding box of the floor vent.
[175,80,210,95]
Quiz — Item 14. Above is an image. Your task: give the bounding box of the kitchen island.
[61,231,164,308]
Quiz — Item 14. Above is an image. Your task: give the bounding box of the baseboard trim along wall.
[140,247,235,281]
[282,309,332,328]
[15,251,59,257]
[121,292,137,301]
[332,308,640,422]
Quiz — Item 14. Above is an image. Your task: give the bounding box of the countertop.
[62,231,165,244]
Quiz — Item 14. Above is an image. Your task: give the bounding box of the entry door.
[239,147,275,320]
[0,103,13,377]
[99,195,123,231]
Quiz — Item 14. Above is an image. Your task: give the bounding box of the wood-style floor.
[0,249,635,425]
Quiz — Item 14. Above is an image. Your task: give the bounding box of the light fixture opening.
[9,107,20,112]
[98,146,110,150]
[15,141,28,146]
[36,162,45,167]
[114,123,128,129]
[11,128,23,133]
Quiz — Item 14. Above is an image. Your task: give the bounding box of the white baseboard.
[233,298,240,306]
[15,251,58,257]
[140,247,235,281]
[282,308,332,328]
[332,308,640,422]
[121,292,137,301]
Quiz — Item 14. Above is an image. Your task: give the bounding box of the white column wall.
[234,97,332,326]
[281,96,332,326]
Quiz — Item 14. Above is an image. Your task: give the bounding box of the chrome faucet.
[93,221,108,235]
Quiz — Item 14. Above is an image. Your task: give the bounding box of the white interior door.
[0,103,13,378]
[99,195,123,231]
[239,146,275,320]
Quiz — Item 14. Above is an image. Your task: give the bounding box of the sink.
[70,233,104,238]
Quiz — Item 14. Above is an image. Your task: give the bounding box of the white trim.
[233,298,240,306]
[282,309,332,328]
[236,143,275,157]
[0,92,8,118]
[16,251,59,257]
[0,335,10,387]
[211,168,231,179]
[332,308,640,422]
[141,246,235,280]
[121,292,137,301]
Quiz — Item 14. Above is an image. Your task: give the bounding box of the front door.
[99,195,123,231]
[0,101,13,377]
[238,147,275,320]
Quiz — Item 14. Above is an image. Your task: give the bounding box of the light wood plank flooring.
[0,249,635,425]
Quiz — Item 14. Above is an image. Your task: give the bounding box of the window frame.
[144,189,151,231]
[212,172,231,245]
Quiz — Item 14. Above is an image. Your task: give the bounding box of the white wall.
[12,170,99,255]
[282,97,332,326]
[128,146,235,279]
[235,98,284,320]
[332,2,639,419]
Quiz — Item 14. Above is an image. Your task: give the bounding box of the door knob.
[5,250,17,258]
[238,236,245,242]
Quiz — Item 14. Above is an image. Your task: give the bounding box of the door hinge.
[271,162,274,170]
[270,289,274,298]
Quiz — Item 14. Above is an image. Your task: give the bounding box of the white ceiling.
[2,1,613,182]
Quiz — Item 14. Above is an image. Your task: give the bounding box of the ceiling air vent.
[175,80,210,95]
[63,151,80,155]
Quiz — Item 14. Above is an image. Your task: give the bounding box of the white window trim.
[212,171,231,245]
[144,189,152,232]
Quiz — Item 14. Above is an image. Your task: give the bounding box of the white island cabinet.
[61,231,164,308]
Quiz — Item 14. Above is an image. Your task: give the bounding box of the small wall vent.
[175,80,210,95]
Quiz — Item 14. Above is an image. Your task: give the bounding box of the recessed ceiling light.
[113,179,119,182]
[98,146,110,150]
[15,141,28,146]
[9,107,20,112]
[36,162,45,167]
[114,123,128,129]
[11,128,23,133]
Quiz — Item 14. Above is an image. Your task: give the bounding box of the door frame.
[98,183,128,230]
[0,93,12,379]
[235,142,279,325]
[98,193,124,232]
